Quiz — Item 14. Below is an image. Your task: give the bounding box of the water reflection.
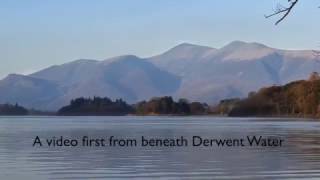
[0,116,319,179]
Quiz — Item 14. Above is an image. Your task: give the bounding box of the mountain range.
[1,41,319,110]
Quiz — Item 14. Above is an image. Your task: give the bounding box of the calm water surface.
[0,116,320,180]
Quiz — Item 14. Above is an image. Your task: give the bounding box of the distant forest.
[57,96,208,116]
[134,96,208,115]
[0,97,208,116]
[213,72,320,118]
[0,104,28,115]
[58,97,133,116]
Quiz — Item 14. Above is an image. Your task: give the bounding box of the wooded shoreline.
[2,73,320,119]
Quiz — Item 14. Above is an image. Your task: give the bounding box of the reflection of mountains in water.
[1,41,320,110]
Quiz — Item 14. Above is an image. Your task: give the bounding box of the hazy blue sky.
[0,0,319,78]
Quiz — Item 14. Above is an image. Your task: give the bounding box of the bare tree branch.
[265,0,299,25]
[266,1,320,59]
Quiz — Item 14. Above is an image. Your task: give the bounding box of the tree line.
[214,72,320,118]
[58,97,133,116]
[134,96,208,115]
[0,103,28,115]
[2,73,320,117]
[58,96,208,116]
[0,96,208,116]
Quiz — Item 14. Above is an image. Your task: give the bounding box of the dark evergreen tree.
[0,103,28,115]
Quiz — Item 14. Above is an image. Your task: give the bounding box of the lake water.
[0,116,320,180]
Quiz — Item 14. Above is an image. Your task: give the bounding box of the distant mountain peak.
[6,73,23,78]
[102,55,142,65]
[3,73,59,84]
[216,41,276,61]
[223,40,270,50]
[110,55,140,60]
[171,42,215,51]
[176,42,195,46]
[4,73,33,81]
[226,40,247,46]
[66,59,99,65]
[151,42,216,62]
